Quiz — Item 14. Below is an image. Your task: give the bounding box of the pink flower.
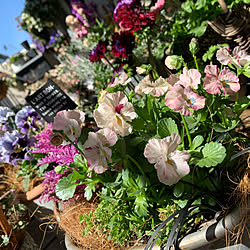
[108,72,130,88]
[53,110,85,141]
[83,128,118,173]
[168,74,179,86]
[150,0,165,12]
[94,91,137,136]
[135,75,171,97]
[203,65,240,95]
[165,85,205,116]
[144,133,190,186]
[216,46,250,68]
[178,67,201,89]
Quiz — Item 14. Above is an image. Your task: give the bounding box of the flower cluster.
[47,64,80,92]
[114,0,157,31]
[0,106,43,165]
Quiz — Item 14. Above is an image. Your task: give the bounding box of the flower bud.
[165,55,182,70]
[50,133,64,146]
[189,38,199,55]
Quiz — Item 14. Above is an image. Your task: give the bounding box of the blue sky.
[0,0,32,57]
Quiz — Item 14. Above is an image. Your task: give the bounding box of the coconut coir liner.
[55,198,121,249]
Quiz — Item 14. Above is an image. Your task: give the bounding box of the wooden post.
[0,206,11,236]
[0,206,17,248]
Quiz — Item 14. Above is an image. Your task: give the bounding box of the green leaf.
[55,174,78,200]
[134,194,148,217]
[213,119,239,132]
[197,142,226,167]
[38,163,49,176]
[184,114,201,130]
[173,182,184,198]
[234,95,250,114]
[191,135,204,150]
[202,45,220,62]
[157,118,179,138]
[54,165,62,174]
[22,176,30,192]
[84,182,96,201]
[190,21,208,37]
[132,117,145,130]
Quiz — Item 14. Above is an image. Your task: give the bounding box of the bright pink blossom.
[32,123,79,166]
[83,128,118,173]
[135,75,171,97]
[144,133,190,186]
[178,67,201,89]
[203,65,240,95]
[165,85,205,116]
[94,91,137,136]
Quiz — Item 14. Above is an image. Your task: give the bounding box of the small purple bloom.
[0,131,35,165]
[15,106,43,134]
[0,107,15,123]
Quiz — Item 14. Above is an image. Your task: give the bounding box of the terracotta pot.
[25,183,45,201]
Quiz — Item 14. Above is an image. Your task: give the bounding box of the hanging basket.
[207,1,250,51]
[53,199,118,250]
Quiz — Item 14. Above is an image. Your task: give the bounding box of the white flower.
[135,75,171,97]
[94,91,137,136]
[144,133,190,186]
[83,128,118,173]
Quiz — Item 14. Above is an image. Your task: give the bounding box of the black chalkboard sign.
[25,80,77,122]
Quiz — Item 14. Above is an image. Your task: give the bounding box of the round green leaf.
[197,142,226,167]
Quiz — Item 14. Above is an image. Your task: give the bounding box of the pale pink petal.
[94,91,136,137]
[232,46,250,67]
[135,76,170,97]
[216,47,231,65]
[165,85,192,116]
[184,86,205,111]
[168,74,179,86]
[66,110,85,125]
[144,138,168,164]
[179,68,201,89]
[219,67,240,93]
[108,72,129,87]
[154,150,190,186]
[204,64,219,77]
[53,110,83,140]
[83,132,112,174]
[203,65,222,94]
[162,133,181,153]
[96,128,118,147]
[151,0,165,12]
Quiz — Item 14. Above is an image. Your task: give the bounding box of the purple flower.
[0,107,15,123]
[40,169,63,203]
[15,106,43,134]
[0,131,35,165]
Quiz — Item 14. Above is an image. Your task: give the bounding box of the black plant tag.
[25,80,77,122]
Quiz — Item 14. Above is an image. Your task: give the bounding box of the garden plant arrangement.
[1,0,249,249]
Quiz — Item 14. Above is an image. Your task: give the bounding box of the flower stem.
[127,154,145,177]
[59,131,85,158]
[193,55,199,71]
[181,114,192,148]
[104,56,116,70]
